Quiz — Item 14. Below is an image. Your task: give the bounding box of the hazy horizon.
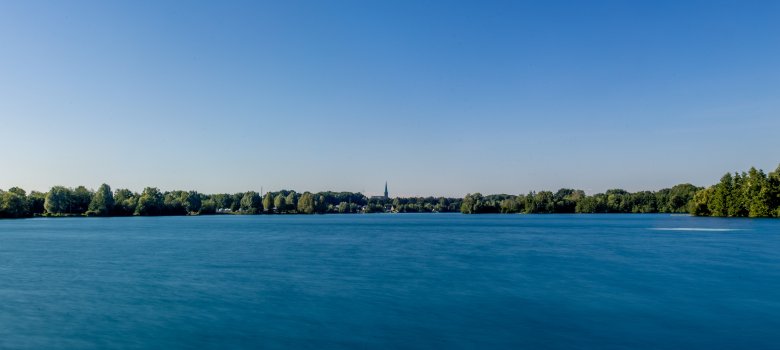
[2,1,778,197]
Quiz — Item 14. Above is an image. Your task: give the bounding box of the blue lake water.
[1,214,779,349]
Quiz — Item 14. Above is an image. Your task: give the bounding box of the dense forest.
[1,164,778,219]
[460,184,701,214]
[460,164,780,217]
[689,165,780,218]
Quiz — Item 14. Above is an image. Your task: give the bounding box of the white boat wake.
[648,228,744,232]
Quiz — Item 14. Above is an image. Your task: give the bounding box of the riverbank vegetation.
[459,164,780,217]
[0,185,461,218]
[689,165,780,218]
[460,184,701,214]
[1,164,778,219]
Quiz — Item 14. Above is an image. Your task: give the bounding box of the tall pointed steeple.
[384,182,388,199]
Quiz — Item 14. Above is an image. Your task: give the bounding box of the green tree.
[630,191,657,213]
[199,199,216,214]
[709,173,732,216]
[437,198,449,212]
[460,193,482,214]
[315,195,327,213]
[274,193,286,213]
[135,187,164,216]
[230,193,243,212]
[44,186,72,215]
[728,172,748,217]
[113,189,139,216]
[87,183,114,216]
[184,191,202,213]
[770,164,780,217]
[744,167,771,217]
[286,192,298,213]
[576,193,607,213]
[690,187,713,216]
[526,191,554,214]
[0,188,30,218]
[163,191,186,215]
[553,189,579,213]
[297,192,315,214]
[240,191,262,214]
[263,192,274,212]
[499,197,520,213]
[690,164,780,218]
[28,191,46,215]
[71,186,93,215]
[605,189,630,213]
[211,194,231,210]
[665,184,700,213]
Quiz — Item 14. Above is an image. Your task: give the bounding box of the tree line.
[460,184,701,214]
[2,164,778,219]
[689,165,780,218]
[0,185,461,218]
[458,163,780,217]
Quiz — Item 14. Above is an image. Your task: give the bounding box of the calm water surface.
[1,214,779,349]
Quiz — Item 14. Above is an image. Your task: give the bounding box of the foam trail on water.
[648,228,744,232]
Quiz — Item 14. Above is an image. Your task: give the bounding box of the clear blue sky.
[1,1,778,197]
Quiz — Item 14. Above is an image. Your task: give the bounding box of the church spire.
[384,182,388,199]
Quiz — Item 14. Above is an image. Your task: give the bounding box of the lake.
[1,214,779,349]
